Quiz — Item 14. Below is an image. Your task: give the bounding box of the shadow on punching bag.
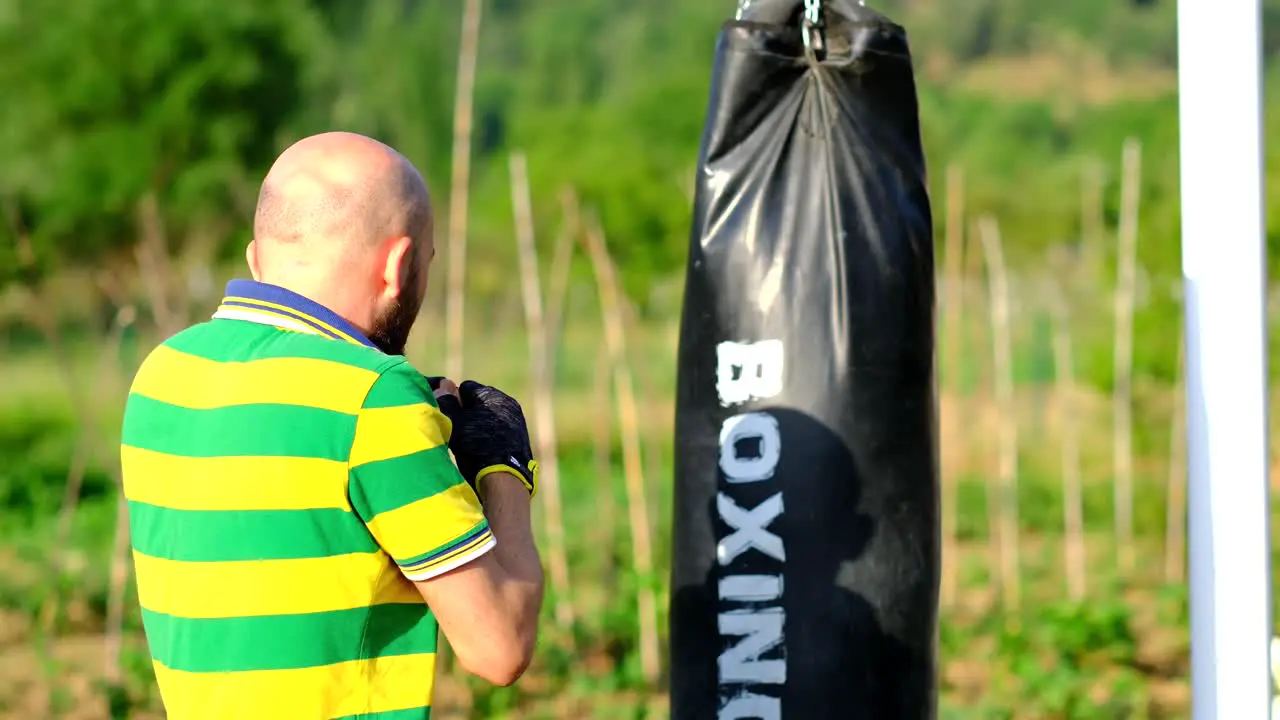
[669,1,939,718]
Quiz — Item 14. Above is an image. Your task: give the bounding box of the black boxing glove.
[427,378,538,496]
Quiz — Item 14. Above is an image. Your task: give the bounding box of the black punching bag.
[669,1,939,718]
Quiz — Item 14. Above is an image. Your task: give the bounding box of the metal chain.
[801,0,824,62]
[803,0,823,28]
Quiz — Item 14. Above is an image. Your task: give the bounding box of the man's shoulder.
[161,320,399,374]
[127,321,416,418]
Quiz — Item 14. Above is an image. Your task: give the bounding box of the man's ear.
[381,235,413,299]
[245,241,261,281]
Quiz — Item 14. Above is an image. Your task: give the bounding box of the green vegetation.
[2,0,1278,295]
[2,0,1279,717]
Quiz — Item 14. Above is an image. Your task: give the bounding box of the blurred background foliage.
[1,0,1275,298]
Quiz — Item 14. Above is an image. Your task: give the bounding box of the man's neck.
[264,278,376,338]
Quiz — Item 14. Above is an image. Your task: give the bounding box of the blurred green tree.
[0,0,1275,303]
[0,0,328,283]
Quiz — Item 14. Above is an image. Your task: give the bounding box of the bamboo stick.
[682,164,698,205]
[135,192,182,336]
[103,303,138,684]
[438,1,483,679]
[978,216,1020,611]
[103,486,130,683]
[967,219,1001,587]
[1165,320,1188,583]
[41,291,135,636]
[580,211,661,684]
[1112,138,1142,574]
[1081,159,1106,274]
[545,189,582,367]
[443,0,483,381]
[1048,274,1086,600]
[593,346,619,603]
[940,163,965,608]
[624,298,673,599]
[508,151,575,631]
[3,211,99,639]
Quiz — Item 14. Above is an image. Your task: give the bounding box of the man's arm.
[413,473,544,686]
[349,363,542,686]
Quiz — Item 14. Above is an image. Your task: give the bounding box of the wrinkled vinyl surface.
[670,3,939,718]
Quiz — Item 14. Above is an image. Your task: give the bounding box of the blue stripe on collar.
[216,279,379,350]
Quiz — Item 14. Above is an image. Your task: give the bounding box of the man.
[119,132,545,719]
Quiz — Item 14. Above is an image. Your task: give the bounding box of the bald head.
[253,132,432,270]
[247,132,435,355]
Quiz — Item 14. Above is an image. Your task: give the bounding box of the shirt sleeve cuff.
[398,527,497,582]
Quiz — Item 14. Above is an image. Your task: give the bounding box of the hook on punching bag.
[669,2,939,719]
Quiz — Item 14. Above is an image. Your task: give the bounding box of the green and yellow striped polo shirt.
[121,279,493,720]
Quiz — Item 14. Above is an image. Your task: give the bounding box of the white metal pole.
[1178,0,1271,717]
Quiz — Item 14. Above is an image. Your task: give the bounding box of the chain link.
[803,0,823,27]
[801,0,824,62]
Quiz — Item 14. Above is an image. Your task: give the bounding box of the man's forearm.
[479,474,545,652]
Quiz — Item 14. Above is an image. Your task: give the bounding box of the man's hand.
[426,378,538,496]
[429,376,460,401]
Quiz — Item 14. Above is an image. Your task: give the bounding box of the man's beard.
[368,258,422,356]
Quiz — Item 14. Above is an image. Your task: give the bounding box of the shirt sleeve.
[347,360,494,581]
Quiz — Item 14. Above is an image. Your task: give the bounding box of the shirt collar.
[212,279,380,351]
